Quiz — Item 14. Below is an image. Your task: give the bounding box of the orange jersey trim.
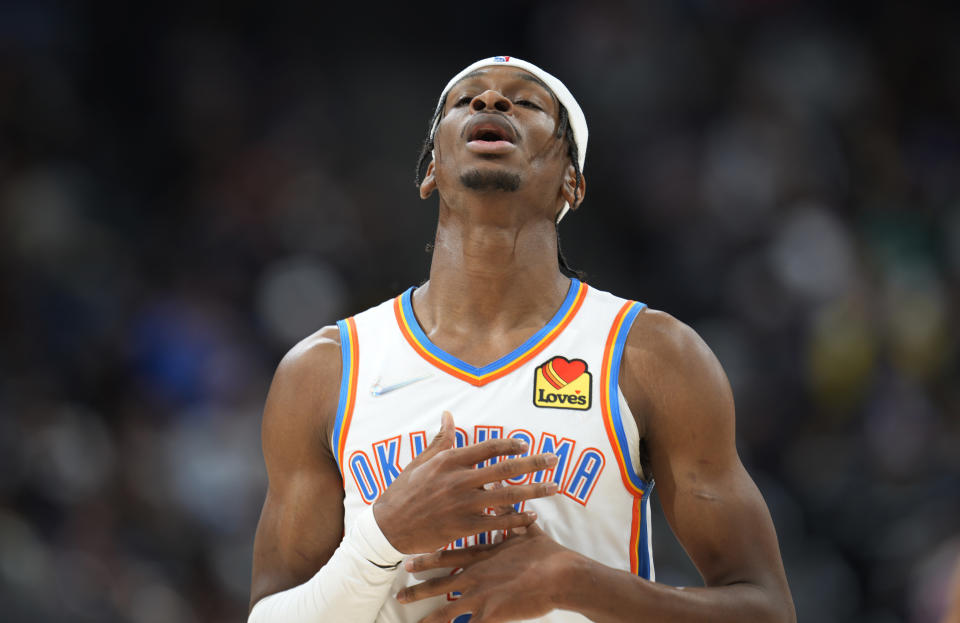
[393,280,588,387]
[333,317,360,472]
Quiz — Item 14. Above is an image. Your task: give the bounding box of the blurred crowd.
[0,1,957,622]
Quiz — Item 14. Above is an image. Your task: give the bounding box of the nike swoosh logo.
[370,374,433,397]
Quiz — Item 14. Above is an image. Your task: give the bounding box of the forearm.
[560,554,795,623]
[249,506,403,623]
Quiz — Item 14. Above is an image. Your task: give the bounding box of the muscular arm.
[562,309,795,622]
[249,325,346,610]
[400,310,795,622]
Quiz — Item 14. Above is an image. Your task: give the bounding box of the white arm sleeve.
[248,505,405,623]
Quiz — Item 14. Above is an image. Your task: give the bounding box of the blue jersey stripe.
[606,301,648,492]
[399,278,582,378]
[332,318,354,475]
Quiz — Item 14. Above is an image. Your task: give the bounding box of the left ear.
[419,159,437,199]
[560,164,586,210]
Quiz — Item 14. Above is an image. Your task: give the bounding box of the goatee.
[460,169,521,192]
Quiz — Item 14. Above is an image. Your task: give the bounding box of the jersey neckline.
[393,279,589,386]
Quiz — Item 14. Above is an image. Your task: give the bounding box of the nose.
[471,90,512,113]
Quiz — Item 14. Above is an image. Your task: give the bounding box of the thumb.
[407,412,454,468]
[423,411,455,457]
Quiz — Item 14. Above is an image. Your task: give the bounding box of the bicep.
[250,329,346,609]
[624,313,788,590]
[655,449,782,588]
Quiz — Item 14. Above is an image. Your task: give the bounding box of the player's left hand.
[396,521,577,623]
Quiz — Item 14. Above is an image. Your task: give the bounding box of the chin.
[459,167,522,192]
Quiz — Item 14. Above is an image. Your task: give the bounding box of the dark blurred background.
[1,1,958,621]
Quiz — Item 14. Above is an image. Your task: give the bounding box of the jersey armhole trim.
[600,300,654,578]
[631,487,654,579]
[599,300,650,496]
[332,317,360,477]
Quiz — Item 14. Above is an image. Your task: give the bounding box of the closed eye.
[515,100,541,110]
[453,96,473,107]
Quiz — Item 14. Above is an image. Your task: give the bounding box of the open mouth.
[471,127,511,142]
[466,116,516,144]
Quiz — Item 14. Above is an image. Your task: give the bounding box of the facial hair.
[459,169,521,192]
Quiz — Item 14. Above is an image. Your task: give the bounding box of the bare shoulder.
[623,308,716,370]
[619,308,735,445]
[263,325,344,455]
[276,324,342,378]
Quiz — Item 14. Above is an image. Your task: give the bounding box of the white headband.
[429,56,588,222]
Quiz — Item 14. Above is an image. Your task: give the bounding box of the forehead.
[446,67,557,101]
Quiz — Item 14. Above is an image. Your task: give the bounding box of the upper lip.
[464,114,517,143]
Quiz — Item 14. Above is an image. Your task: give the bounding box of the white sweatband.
[352,504,405,567]
[248,506,405,622]
[430,55,588,223]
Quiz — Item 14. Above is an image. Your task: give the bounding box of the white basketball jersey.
[332,279,653,623]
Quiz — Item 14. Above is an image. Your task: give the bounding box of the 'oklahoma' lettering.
[351,425,606,508]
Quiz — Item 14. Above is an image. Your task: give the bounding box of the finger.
[491,501,527,536]
[477,509,538,534]
[404,543,500,573]
[480,480,558,507]
[484,481,509,511]
[396,573,462,604]
[485,483,527,537]
[450,437,530,466]
[487,482,516,520]
[469,452,557,486]
[414,411,455,464]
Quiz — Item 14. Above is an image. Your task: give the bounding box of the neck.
[413,195,571,345]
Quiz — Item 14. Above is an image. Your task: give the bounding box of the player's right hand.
[373,411,558,554]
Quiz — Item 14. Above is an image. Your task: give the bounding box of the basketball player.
[248,56,795,622]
